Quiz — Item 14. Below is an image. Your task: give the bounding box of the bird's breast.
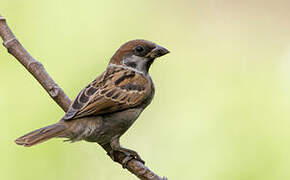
[67,107,143,144]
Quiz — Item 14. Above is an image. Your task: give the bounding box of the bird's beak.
[146,45,170,59]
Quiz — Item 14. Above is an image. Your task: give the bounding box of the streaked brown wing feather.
[63,67,150,120]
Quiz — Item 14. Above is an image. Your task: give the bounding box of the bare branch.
[114,151,168,180]
[0,16,71,111]
[0,15,167,180]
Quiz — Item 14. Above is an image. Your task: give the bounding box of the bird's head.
[109,39,169,73]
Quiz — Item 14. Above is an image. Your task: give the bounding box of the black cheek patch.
[125,61,137,68]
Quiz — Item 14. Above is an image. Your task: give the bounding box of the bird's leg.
[101,143,116,161]
[110,137,145,168]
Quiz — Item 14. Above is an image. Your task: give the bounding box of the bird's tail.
[15,123,67,147]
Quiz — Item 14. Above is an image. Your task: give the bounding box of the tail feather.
[15,123,66,147]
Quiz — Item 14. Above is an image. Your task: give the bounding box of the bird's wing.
[63,67,151,120]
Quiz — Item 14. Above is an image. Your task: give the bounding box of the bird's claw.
[120,150,145,168]
[108,148,145,168]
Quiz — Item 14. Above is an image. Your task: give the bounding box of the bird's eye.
[135,45,144,53]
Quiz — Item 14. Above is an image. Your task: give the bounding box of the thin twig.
[0,16,71,111]
[0,15,167,180]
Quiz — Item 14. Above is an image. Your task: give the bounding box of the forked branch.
[0,15,167,180]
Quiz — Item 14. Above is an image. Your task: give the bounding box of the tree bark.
[0,15,167,180]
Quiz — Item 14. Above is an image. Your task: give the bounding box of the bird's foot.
[108,147,145,168]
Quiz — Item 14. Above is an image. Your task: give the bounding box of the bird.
[15,39,169,165]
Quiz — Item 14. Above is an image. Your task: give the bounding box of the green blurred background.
[1,0,290,179]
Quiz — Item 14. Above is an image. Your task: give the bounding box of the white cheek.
[122,55,149,73]
[123,55,138,64]
[123,55,146,65]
